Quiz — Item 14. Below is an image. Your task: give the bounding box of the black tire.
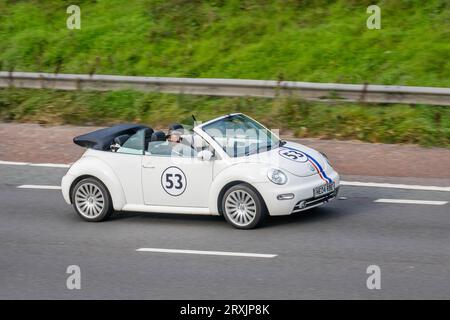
[221,184,267,229]
[71,177,114,222]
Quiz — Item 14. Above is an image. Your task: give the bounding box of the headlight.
[267,168,287,185]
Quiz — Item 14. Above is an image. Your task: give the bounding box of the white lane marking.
[136,248,277,258]
[17,185,62,190]
[0,160,70,168]
[3,160,449,192]
[29,163,71,168]
[374,199,448,205]
[0,160,29,166]
[341,181,450,192]
[13,181,450,194]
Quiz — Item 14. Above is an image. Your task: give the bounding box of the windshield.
[202,114,280,157]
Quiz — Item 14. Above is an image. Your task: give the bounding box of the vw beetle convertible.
[62,113,340,229]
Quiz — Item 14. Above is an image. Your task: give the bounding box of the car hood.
[242,141,328,177]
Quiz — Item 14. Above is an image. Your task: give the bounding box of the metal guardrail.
[1,71,449,105]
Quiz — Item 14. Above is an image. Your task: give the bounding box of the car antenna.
[192,114,196,122]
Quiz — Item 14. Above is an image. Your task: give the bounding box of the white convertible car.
[62,113,340,229]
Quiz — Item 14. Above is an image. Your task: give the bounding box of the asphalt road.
[0,164,449,299]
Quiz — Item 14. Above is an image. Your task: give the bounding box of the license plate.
[313,182,335,197]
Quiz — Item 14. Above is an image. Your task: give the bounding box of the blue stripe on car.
[283,146,333,183]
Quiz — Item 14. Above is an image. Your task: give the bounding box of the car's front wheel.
[222,184,267,229]
[71,177,113,222]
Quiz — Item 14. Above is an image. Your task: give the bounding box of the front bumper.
[254,168,340,216]
[291,187,339,213]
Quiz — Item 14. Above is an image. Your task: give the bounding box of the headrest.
[151,131,166,142]
[169,123,183,131]
[144,128,154,139]
[168,123,185,136]
[114,134,130,146]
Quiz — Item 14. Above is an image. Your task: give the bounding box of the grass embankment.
[0,0,449,86]
[0,1,449,147]
[1,88,449,147]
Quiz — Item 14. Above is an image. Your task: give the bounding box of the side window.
[116,129,145,155]
[146,133,211,158]
[172,142,198,158]
[147,141,172,156]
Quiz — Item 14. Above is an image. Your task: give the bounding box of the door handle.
[142,163,155,168]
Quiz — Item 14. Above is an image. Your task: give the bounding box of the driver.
[166,128,197,157]
[166,128,183,145]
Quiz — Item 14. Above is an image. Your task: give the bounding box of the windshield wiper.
[279,140,287,146]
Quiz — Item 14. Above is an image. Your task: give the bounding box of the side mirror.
[197,150,213,161]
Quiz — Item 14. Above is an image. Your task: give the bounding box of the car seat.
[148,131,172,155]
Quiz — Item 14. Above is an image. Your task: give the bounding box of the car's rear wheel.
[222,184,267,229]
[71,177,113,222]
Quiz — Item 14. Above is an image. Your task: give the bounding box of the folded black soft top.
[73,124,151,150]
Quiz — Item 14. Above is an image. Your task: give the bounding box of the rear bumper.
[254,169,340,216]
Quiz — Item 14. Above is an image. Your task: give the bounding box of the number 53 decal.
[161,167,187,196]
[279,148,308,163]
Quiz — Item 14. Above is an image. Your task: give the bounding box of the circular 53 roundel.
[278,148,308,163]
[161,166,187,196]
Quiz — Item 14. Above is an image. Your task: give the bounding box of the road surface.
[0,163,449,299]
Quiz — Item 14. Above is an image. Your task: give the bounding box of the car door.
[99,128,147,205]
[141,138,214,208]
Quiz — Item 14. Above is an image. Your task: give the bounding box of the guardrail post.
[360,82,368,103]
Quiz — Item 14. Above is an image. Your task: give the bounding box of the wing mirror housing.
[197,150,214,161]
